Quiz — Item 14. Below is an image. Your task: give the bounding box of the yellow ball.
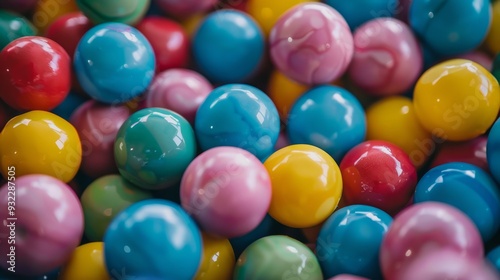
[366,96,432,168]
[486,1,500,54]
[413,59,500,142]
[58,242,110,280]
[267,69,309,121]
[32,0,80,34]
[264,144,343,228]
[0,110,82,182]
[195,233,235,280]
[247,0,318,37]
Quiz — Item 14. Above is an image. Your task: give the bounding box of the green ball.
[76,0,150,25]
[81,174,153,241]
[114,108,197,190]
[0,10,37,50]
[234,235,323,280]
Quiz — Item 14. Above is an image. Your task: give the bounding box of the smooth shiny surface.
[76,0,150,25]
[136,17,190,73]
[340,140,417,215]
[233,235,323,280]
[58,242,110,280]
[366,96,432,168]
[104,199,203,279]
[0,36,71,111]
[115,108,197,190]
[154,0,218,17]
[430,136,488,171]
[52,92,89,121]
[0,110,82,183]
[81,174,153,241]
[229,215,276,258]
[195,84,280,161]
[267,69,309,121]
[287,85,366,162]
[380,202,484,280]
[316,205,392,279]
[409,0,491,55]
[488,117,500,183]
[180,147,272,238]
[349,18,422,96]
[323,0,397,30]
[74,23,156,104]
[192,10,265,83]
[195,233,235,280]
[487,246,500,273]
[413,59,500,141]
[32,0,79,33]
[486,0,500,54]
[0,174,84,276]
[269,2,353,85]
[44,12,93,59]
[414,162,500,241]
[70,100,130,178]
[144,69,212,124]
[264,144,343,228]
[0,10,37,50]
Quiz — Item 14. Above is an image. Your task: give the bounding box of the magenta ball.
[70,100,130,178]
[0,174,83,276]
[144,69,213,124]
[327,275,370,280]
[269,2,353,85]
[380,202,483,280]
[457,51,493,71]
[180,146,272,238]
[0,0,37,13]
[154,0,218,17]
[348,18,422,96]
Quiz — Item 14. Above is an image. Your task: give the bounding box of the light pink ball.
[327,275,369,280]
[0,174,83,276]
[269,3,353,85]
[458,51,493,71]
[144,69,213,124]
[380,202,484,280]
[348,18,422,96]
[180,146,272,238]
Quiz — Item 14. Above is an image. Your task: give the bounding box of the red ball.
[136,16,190,73]
[0,36,72,111]
[45,12,93,59]
[339,140,417,215]
[430,136,488,171]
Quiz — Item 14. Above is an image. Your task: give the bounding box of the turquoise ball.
[76,0,150,25]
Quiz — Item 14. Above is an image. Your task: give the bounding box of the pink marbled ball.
[269,3,353,85]
[0,174,83,276]
[70,100,130,178]
[380,202,484,280]
[349,18,422,96]
[144,69,213,124]
[180,146,272,238]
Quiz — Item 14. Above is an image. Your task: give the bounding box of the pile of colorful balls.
[1,0,500,279]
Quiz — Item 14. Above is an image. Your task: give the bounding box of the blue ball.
[316,205,393,279]
[195,84,280,161]
[192,10,265,84]
[487,246,500,273]
[409,0,491,56]
[287,85,366,162]
[103,199,202,279]
[488,117,500,183]
[323,0,398,31]
[414,162,500,241]
[74,22,155,104]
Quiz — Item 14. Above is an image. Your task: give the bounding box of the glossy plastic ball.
[415,162,500,241]
[136,17,190,72]
[0,36,71,111]
[154,0,218,17]
[76,0,150,25]
[409,0,491,56]
[430,136,488,171]
[349,18,422,96]
[486,0,500,54]
[195,233,235,280]
[264,144,343,228]
[0,10,37,50]
[115,108,197,190]
[81,174,153,241]
[323,0,397,31]
[269,2,353,85]
[51,92,89,121]
[74,23,155,104]
[487,246,500,273]
[233,235,323,280]
[0,174,84,276]
[267,69,309,121]
[366,96,432,168]
[458,51,493,71]
[180,147,272,238]
[413,59,500,141]
[287,85,366,162]
[0,110,82,183]
[144,69,212,124]
[45,12,93,58]
[380,202,484,280]
[32,0,79,33]
[103,199,203,279]
[229,215,276,258]
[192,10,265,84]
[70,100,130,178]
[195,84,280,161]
[327,275,370,280]
[316,205,393,279]
[58,242,109,280]
[488,118,500,183]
